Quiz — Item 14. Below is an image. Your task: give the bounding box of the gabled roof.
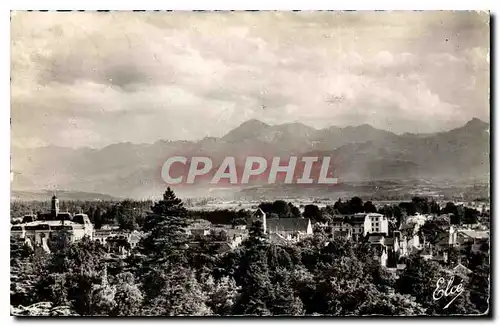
[458,230,489,240]
[434,231,451,245]
[366,213,384,218]
[420,247,433,256]
[253,208,266,218]
[331,215,346,223]
[433,253,447,261]
[333,230,350,238]
[453,263,473,275]
[368,235,385,244]
[400,222,417,230]
[266,218,310,233]
[384,237,395,246]
[348,214,366,224]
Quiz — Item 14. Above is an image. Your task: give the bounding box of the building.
[435,226,489,252]
[456,229,489,251]
[266,218,313,240]
[93,225,122,244]
[10,195,94,253]
[363,213,389,236]
[331,216,353,239]
[347,214,366,241]
[366,235,389,267]
[399,222,422,252]
[249,208,313,241]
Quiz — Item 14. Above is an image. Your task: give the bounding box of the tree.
[468,249,490,314]
[258,200,300,218]
[269,277,304,315]
[139,213,189,265]
[116,209,137,231]
[363,201,377,213]
[396,256,447,313]
[303,204,322,223]
[36,237,106,316]
[139,188,190,265]
[146,264,211,316]
[429,200,441,215]
[288,266,316,314]
[205,276,240,315]
[93,207,103,229]
[314,256,376,315]
[288,202,301,218]
[333,199,347,214]
[145,187,187,229]
[393,205,404,227]
[347,197,364,214]
[91,282,116,316]
[399,201,417,216]
[10,240,46,308]
[136,189,193,306]
[419,217,450,246]
[378,205,394,218]
[412,197,430,214]
[113,272,144,316]
[463,207,479,225]
[442,202,458,216]
[355,292,426,316]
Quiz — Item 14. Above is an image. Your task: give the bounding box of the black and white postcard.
[10,10,490,317]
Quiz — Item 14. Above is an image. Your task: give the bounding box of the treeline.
[11,195,487,231]
[10,188,490,316]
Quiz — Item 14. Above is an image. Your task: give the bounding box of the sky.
[11,11,490,148]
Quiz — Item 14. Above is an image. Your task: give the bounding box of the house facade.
[363,213,389,236]
[249,208,313,242]
[10,195,94,253]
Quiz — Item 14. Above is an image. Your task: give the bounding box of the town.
[11,192,490,268]
[10,188,490,316]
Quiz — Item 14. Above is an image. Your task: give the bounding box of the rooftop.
[267,218,310,233]
[458,230,489,240]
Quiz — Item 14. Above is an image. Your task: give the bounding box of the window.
[376,228,379,232]
[376,222,379,226]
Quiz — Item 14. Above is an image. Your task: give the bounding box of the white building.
[10,195,94,253]
[363,213,389,236]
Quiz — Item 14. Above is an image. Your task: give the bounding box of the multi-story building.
[363,213,389,236]
[348,214,366,240]
[331,215,352,239]
[10,195,93,252]
[248,208,313,242]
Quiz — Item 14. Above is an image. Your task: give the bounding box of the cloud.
[11,11,490,148]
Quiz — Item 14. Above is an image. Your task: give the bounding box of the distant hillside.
[11,190,119,201]
[11,118,490,199]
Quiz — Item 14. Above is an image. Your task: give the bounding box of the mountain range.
[11,118,490,199]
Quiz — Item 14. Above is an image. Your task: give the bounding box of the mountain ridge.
[12,117,487,151]
[11,118,490,198]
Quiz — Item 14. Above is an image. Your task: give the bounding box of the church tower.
[51,194,60,219]
[254,208,267,234]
